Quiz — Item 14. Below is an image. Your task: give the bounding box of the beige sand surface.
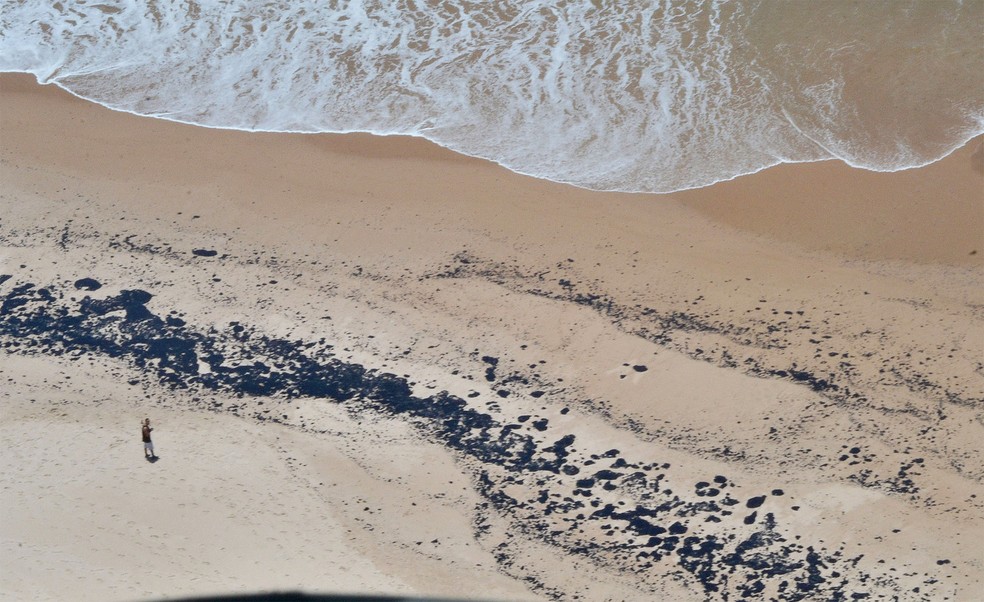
[674,136,983,265]
[1,73,982,601]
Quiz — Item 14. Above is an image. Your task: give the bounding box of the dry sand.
[1,73,982,601]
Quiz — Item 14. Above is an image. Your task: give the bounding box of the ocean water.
[1,0,982,193]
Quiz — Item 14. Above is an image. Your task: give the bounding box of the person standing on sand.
[142,418,155,459]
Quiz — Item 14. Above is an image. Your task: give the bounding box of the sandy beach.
[1,72,982,601]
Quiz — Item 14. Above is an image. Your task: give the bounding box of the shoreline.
[3,72,982,265]
[9,69,983,199]
[2,72,982,601]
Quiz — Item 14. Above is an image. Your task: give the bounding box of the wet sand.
[1,73,982,601]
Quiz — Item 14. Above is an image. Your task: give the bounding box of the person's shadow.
[146,455,160,463]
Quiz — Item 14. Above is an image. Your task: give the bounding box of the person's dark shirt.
[142,425,152,443]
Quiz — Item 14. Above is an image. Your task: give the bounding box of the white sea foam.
[1,0,981,193]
